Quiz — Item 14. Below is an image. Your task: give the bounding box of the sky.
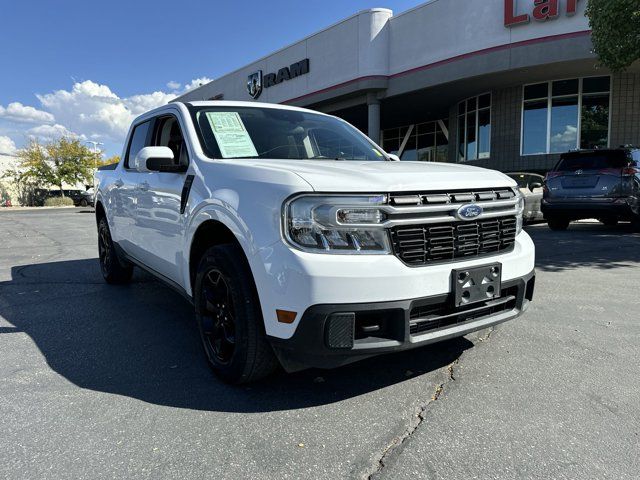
[0,0,425,157]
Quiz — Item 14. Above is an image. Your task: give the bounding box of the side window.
[125,120,152,169]
[152,116,189,166]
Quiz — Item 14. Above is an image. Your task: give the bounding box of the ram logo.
[247,71,263,99]
[457,204,483,220]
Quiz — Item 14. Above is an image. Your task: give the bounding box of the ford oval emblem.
[457,204,483,220]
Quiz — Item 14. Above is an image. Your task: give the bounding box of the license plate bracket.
[452,263,502,307]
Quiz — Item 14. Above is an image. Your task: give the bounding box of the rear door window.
[556,151,630,171]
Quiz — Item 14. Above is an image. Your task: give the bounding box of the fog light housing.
[325,313,355,349]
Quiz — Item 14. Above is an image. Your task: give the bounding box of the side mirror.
[134,146,176,172]
[388,153,401,162]
[529,182,542,192]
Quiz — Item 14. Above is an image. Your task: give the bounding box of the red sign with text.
[504,0,580,27]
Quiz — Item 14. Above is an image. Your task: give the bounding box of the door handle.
[114,179,123,188]
[137,182,149,192]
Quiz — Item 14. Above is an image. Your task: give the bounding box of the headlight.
[283,194,391,254]
[515,190,525,235]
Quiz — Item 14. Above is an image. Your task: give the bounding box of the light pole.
[85,141,104,191]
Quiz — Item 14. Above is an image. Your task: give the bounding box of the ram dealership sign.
[246,59,310,99]
[504,0,580,27]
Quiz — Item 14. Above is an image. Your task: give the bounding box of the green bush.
[44,197,75,207]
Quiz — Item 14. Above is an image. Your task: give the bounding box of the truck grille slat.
[390,216,517,266]
[389,188,516,207]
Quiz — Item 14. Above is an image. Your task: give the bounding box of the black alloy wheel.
[194,244,278,384]
[200,269,236,364]
[98,217,133,284]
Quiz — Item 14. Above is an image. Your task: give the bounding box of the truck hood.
[233,159,516,192]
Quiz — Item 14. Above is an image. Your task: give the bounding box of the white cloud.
[0,102,55,124]
[28,123,83,142]
[124,91,177,116]
[0,135,17,155]
[0,76,210,155]
[183,77,213,92]
[35,80,177,142]
[551,125,578,151]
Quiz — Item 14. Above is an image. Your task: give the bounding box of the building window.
[458,94,491,162]
[381,120,449,162]
[521,76,611,155]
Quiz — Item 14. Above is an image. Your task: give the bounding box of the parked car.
[95,101,535,384]
[33,188,82,206]
[506,172,544,222]
[542,148,640,230]
[75,189,94,208]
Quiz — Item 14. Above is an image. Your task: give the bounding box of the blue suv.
[542,148,640,231]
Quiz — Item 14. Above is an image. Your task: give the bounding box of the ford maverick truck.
[95,101,535,383]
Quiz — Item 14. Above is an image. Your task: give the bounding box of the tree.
[18,137,97,197]
[586,0,640,72]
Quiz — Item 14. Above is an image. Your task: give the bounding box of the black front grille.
[390,217,517,266]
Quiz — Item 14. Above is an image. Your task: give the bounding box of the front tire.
[547,216,570,231]
[98,217,133,284]
[194,244,278,384]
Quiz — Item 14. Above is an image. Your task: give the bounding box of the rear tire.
[194,244,278,384]
[98,217,133,284]
[547,216,570,231]
[80,198,89,207]
[599,216,618,227]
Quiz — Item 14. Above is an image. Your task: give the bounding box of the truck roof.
[181,100,329,115]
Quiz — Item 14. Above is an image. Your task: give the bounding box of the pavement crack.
[362,359,459,480]
[477,326,495,342]
[362,327,499,479]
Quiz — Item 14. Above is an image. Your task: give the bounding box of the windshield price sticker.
[205,112,258,158]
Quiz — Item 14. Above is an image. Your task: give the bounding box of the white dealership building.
[178,0,640,173]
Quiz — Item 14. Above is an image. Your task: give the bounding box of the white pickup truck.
[95,101,535,383]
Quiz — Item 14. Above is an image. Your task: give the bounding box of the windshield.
[190,106,386,161]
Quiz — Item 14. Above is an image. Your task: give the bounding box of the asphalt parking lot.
[1,208,639,480]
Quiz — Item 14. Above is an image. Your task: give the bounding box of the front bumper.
[254,232,535,341]
[269,270,535,371]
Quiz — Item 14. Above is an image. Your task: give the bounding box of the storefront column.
[367,93,381,144]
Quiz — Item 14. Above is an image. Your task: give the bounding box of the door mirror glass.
[134,146,175,172]
[529,182,542,192]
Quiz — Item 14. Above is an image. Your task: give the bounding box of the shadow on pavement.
[527,222,640,273]
[0,258,470,413]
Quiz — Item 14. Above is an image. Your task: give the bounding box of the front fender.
[182,200,280,298]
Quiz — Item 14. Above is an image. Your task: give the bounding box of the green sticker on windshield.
[205,112,258,158]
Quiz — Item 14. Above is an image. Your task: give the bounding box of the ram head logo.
[247,71,263,99]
